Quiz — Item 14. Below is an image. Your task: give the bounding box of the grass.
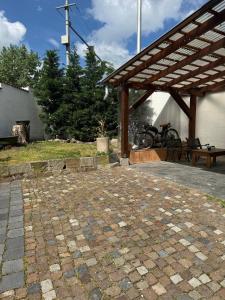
[206,194,225,208]
[0,141,99,165]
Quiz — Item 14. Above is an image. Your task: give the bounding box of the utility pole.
[56,0,76,66]
[137,0,142,54]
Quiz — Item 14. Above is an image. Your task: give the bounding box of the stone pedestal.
[97,137,109,153]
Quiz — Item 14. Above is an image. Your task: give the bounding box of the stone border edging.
[0,154,118,178]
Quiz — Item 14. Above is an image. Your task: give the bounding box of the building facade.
[0,83,44,140]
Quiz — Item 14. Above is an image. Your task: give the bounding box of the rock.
[120,158,130,166]
[109,162,120,168]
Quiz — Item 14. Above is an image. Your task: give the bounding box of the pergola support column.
[120,85,129,158]
[189,94,197,139]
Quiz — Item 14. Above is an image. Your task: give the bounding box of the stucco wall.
[0,83,44,140]
[148,91,225,148]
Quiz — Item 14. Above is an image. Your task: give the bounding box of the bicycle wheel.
[163,129,180,147]
[135,133,154,149]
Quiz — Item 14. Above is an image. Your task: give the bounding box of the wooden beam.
[144,37,225,85]
[197,80,225,94]
[182,69,225,91]
[189,95,197,139]
[115,8,225,86]
[129,88,155,112]
[203,85,225,94]
[165,56,225,88]
[126,82,155,90]
[120,85,129,158]
[169,89,191,118]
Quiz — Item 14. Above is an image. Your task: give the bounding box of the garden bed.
[0,141,103,165]
[0,141,119,178]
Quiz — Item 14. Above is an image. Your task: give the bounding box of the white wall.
[0,83,44,140]
[148,91,225,148]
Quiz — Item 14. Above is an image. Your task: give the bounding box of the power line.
[56,2,104,63]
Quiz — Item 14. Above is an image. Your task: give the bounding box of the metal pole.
[65,0,70,66]
[137,0,142,54]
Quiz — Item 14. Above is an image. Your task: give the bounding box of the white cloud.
[77,0,206,68]
[48,38,60,49]
[0,11,26,49]
[77,41,132,68]
[37,5,43,12]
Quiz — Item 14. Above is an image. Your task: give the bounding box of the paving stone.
[63,270,75,279]
[6,237,24,249]
[152,283,166,296]
[8,221,23,230]
[119,278,133,291]
[136,280,149,290]
[89,288,102,300]
[49,264,60,272]
[2,259,23,275]
[137,266,148,276]
[199,274,211,284]
[188,290,202,300]
[3,246,24,261]
[43,290,56,300]
[105,286,121,297]
[41,279,53,293]
[7,228,24,238]
[188,278,202,288]
[170,274,183,285]
[27,283,41,294]
[195,252,207,261]
[86,258,97,267]
[0,271,24,293]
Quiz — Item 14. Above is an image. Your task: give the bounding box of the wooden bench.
[0,136,18,148]
[192,148,225,168]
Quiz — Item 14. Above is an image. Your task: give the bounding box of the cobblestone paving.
[0,181,24,294]
[1,168,225,299]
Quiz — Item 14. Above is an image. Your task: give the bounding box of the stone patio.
[1,167,225,299]
[131,160,225,200]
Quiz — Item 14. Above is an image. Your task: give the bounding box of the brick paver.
[0,181,24,294]
[1,167,225,299]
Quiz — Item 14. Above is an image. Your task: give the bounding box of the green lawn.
[0,141,99,165]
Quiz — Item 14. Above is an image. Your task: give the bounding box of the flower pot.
[97,137,109,153]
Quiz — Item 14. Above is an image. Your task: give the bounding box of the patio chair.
[185,137,210,161]
[166,138,182,161]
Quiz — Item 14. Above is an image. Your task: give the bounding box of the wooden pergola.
[102,0,225,158]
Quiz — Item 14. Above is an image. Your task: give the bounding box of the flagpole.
[137,0,142,54]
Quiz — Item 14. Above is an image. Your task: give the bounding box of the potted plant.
[96,119,109,153]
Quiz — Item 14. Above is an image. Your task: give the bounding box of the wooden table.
[192,148,225,168]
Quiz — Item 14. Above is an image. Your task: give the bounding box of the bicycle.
[132,122,180,150]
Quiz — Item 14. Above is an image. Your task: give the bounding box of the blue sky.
[0,0,207,68]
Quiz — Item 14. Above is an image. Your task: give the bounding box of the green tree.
[54,49,83,138]
[0,45,40,88]
[77,48,118,141]
[33,50,64,136]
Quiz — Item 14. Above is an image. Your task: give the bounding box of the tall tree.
[33,50,64,137]
[54,49,83,138]
[0,45,40,88]
[78,48,118,141]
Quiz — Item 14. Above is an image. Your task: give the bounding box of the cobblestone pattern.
[1,168,225,299]
[0,181,24,294]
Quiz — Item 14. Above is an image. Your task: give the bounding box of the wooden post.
[120,85,129,158]
[189,94,197,139]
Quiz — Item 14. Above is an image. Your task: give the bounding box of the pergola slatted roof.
[103,0,225,96]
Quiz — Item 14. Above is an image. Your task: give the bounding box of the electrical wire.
[56,4,103,63]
